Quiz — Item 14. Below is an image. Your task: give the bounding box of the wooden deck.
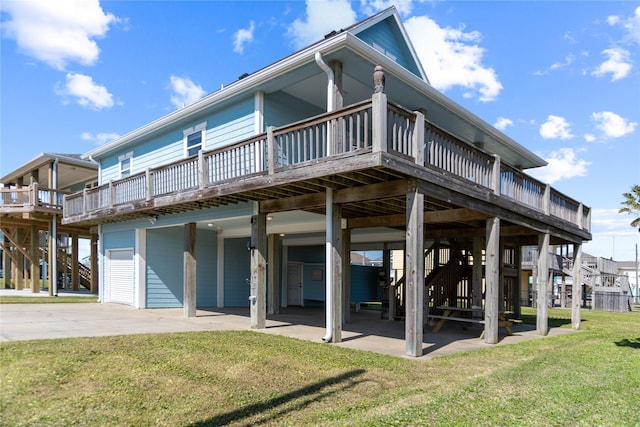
[60,94,590,243]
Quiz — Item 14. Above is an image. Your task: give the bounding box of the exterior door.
[106,249,134,305]
[287,262,303,306]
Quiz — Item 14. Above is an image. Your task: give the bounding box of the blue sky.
[1,0,639,261]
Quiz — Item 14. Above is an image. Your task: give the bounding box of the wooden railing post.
[109,181,115,207]
[82,188,87,215]
[412,111,425,166]
[267,126,276,175]
[31,183,38,207]
[577,202,584,229]
[491,155,501,195]
[145,168,153,201]
[198,150,206,190]
[543,184,551,215]
[372,92,387,153]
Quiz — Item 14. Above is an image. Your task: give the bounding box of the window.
[183,122,207,157]
[118,152,133,178]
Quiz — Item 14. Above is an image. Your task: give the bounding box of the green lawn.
[1,308,638,426]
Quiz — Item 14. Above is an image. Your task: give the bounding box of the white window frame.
[183,121,207,158]
[118,152,133,179]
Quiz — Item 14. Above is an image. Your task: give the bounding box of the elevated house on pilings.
[62,8,591,356]
[1,153,99,294]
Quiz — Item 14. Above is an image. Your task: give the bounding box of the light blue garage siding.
[224,238,251,306]
[98,96,256,184]
[356,18,422,78]
[102,229,135,251]
[196,228,218,308]
[350,265,383,303]
[146,227,183,308]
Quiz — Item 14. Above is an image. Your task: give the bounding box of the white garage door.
[107,249,134,305]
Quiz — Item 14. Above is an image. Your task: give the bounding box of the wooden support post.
[71,233,79,291]
[16,229,24,291]
[536,233,550,336]
[183,222,197,318]
[250,213,267,329]
[514,244,522,318]
[331,200,342,341]
[30,225,39,293]
[384,246,393,321]
[3,236,11,288]
[145,168,153,201]
[372,92,388,154]
[342,227,351,324]
[472,236,483,312]
[484,217,500,344]
[90,232,99,294]
[267,234,280,315]
[405,180,424,357]
[571,243,583,330]
[491,155,501,195]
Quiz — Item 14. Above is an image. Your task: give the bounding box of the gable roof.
[85,7,545,170]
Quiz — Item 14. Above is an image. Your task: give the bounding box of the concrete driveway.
[0,290,575,360]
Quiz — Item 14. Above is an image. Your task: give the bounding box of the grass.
[0,295,98,304]
[1,308,639,426]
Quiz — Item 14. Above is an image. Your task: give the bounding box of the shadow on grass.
[615,337,640,349]
[188,369,366,426]
[520,314,577,328]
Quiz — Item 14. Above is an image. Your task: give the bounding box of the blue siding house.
[63,8,591,356]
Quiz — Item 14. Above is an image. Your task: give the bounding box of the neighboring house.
[0,153,98,294]
[62,8,591,356]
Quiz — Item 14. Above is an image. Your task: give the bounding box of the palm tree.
[619,184,640,232]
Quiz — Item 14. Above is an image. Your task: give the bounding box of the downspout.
[316,51,334,342]
[314,52,334,112]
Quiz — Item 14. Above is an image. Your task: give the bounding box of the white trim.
[135,228,146,309]
[281,245,288,307]
[183,121,207,158]
[98,224,104,303]
[254,91,264,133]
[118,151,133,179]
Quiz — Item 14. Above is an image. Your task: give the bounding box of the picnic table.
[427,306,521,336]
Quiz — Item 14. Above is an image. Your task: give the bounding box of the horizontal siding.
[224,238,251,307]
[146,227,183,308]
[288,245,324,263]
[102,229,135,251]
[303,264,325,303]
[356,19,421,77]
[196,228,218,308]
[264,91,323,128]
[350,265,382,302]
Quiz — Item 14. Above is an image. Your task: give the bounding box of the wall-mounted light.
[149,216,158,225]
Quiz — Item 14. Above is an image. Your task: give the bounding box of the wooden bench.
[429,306,522,337]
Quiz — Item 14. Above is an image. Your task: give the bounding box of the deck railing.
[63,93,590,233]
[0,184,66,212]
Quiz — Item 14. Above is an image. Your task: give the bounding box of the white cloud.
[529,148,590,184]
[584,133,597,143]
[494,117,513,131]
[361,0,416,17]
[233,21,255,54]
[608,6,640,46]
[591,111,637,139]
[287,0,357,50]
[549,54,575,71]
[169,75,206,109]
[55,73,114,110]
[591,48,632,81]
[0,0,117,70]
[405,16,503,102]
[539,115,574,140]
[81,131,120,146]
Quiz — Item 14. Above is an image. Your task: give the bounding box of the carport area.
[0,290,575,359]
